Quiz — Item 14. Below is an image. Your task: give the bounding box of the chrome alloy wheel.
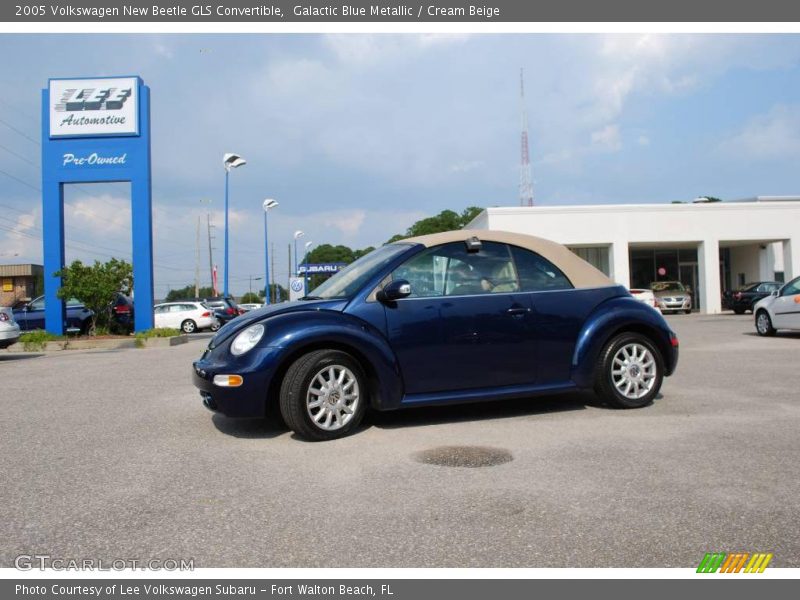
[757,312,771,335]
[306,365,360,431]
[611,343,657,400]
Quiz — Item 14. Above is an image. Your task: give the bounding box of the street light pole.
[222,153,246,298]
[304,240,314,295]
[293,230,305,277]
[262,199,279,305]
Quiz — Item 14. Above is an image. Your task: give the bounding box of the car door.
[23,296,46,330]
[771,277,800,329]
[384,241,538,395]
[153,305,168,328]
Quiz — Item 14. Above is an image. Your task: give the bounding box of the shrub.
[20,331,65,352]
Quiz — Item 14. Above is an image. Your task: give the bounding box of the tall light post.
[262,198,279,305]
[223,152,246,298]
[303,240,314,294]
[293,230,304,276]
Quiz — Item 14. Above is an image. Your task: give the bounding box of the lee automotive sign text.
[48,77,139,138]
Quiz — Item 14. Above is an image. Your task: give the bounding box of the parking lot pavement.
[1,314,799,568]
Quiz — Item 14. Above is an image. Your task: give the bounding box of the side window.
[29,297,45,310]
[392,241,519,298]
[781,278,800,296]
[154,306,166,314]
[510,245,573,292]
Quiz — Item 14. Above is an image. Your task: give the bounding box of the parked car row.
[3,294,249,337]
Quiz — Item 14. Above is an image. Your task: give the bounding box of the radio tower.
[519,68,534,206]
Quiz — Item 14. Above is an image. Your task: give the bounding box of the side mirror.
[378,279,412,303]
[772,290,780,297]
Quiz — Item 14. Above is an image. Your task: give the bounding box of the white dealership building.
[468,196,800,314]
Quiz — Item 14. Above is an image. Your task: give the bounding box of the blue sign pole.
[263,209,270,305]
[41,76,154,334]
[223,168,230,298]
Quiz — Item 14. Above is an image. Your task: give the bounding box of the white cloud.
[591,124,622,152]
[323,34,470,66]
[718,104,800,160]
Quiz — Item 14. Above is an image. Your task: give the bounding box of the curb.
[6,334,189,353]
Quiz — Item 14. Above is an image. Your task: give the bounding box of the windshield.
[306,244,411,300]
[650,281,685,292]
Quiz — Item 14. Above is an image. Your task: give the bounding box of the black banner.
[3,579,799,600]
[5,0,800,22]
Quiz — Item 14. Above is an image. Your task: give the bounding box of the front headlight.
[230,323,265,356]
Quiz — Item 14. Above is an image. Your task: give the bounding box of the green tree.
[387,206,483,242]
[55,258,132,333]
[165,285,215,302]
[239,292,262,304]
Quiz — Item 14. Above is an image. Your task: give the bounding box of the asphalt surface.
[1,314,798,568]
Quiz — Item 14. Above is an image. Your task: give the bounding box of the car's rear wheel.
[755,310,776,337]
[733,307,745,315]
[279,349,367,441]
[181,319,197,334]
[594,333,664,408]
[210,320,221,332]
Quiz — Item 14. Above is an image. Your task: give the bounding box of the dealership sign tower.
[41,76,154,333]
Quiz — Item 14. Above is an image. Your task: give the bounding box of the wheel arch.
[571,299,676,388]
[261,315,403,415]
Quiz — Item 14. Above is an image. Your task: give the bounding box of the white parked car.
[238,303,263,312]
[629,288,659,310]
[0,307,21,349]
[153,302,217,334]
[0,306,20,348]
[754,275,800,336]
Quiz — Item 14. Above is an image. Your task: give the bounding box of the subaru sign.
[298,263,346,275]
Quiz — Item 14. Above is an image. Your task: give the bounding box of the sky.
[1,33,800,297]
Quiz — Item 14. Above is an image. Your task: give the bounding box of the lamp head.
[263,198,279,211]
[294,230,305,239]
[223,153,247,171]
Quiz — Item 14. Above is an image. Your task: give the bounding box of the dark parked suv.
[723,281,782,314]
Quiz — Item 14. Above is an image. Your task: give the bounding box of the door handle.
[506,306,531,316]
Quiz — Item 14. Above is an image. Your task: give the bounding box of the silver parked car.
[0,307,21,349]
[650,281,692,314]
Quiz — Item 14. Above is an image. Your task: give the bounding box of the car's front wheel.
[279,349,367,441]
[594,333,664,408]
[181,319,197,334]
[755,310,776,337]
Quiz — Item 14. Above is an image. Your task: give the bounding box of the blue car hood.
[211,298,348,345]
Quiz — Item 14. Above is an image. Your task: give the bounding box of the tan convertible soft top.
[400,229,613,289]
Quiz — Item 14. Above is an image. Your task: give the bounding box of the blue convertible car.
[193,230,679,440]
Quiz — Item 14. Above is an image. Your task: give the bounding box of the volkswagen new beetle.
[193,230,679,440]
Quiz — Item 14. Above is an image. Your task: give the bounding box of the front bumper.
[192,345,282,418]
[658,298,691,312]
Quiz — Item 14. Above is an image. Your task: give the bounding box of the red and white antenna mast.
[519,68,534,207]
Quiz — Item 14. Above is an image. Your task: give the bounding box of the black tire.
[279,349,367,441]
[733,308,745,315]
[683,309,692,315]
[210,320,221,332]
[594,333,664,409]
[755,310,776,337]
[181,319,197,334]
